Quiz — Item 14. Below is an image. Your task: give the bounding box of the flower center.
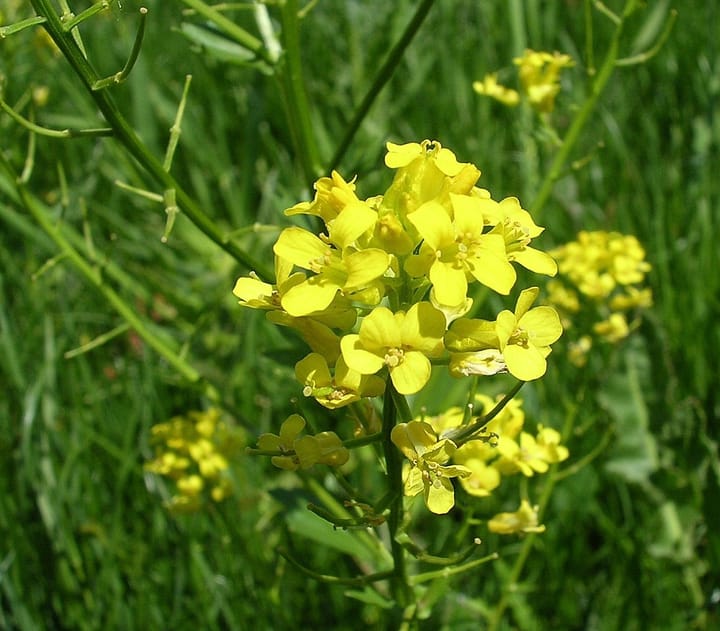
[509,327,530,348]
[384,347,405,367]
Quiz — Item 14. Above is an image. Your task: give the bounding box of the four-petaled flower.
[496,287,563,381]
[341,302,446,395]
[406,195,515,303]
[391,421,471,514]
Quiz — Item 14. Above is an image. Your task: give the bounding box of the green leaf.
[600,345,658,484]
[285,507,376,562]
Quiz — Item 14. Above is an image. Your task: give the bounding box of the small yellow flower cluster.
[145,408,244,513]
[399,394,567,527]
[257,414,349,471]
[547,231,652,363]
[474,49,574,113]
[234,140,562,405]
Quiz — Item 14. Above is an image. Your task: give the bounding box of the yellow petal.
[503,344,547,381]
[424,477,456,514]
[341,334,385,375]
[390,350,431,395]
[343,249,390,290]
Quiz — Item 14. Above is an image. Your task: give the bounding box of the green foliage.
[1,0,718,629]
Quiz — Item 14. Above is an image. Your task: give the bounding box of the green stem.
[530,0,639,221]
[383,380,411,608]
[327,0,437,172]
[29,0,272,280]
[450,380,525,445]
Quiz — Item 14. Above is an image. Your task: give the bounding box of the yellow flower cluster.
[234,140,562,406]
[400,394,567,525]
[145,408,244,513]
[547,231,652,363]
[473,49,574,113]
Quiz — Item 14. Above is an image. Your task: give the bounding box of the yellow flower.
[458,459,501,497]
[495,432,552,476]
[285,170,360,225]
[488,499,545,534]
[273,225,390,317]
[385,140,466,175]
[233,255,297,311]
[405,194,515,303]
[568,335,592,367]
[294,432,349,468]
[514,49,574,113]
[609,287,653,311]
[495,425,568,476]
[145,409,242,512]
[593,312,630,343]
[341,302,446,395]
[448,349,507,378]
[381,140,480,219]
[473,73,520,106]
[257,414,307,471]
[496,287,563,380]
[536,425,569,464]
[295,352,385,409]
[257,415,349,470]
[391,421,471,514]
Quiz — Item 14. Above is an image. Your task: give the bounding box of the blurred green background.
[1,0,718,629]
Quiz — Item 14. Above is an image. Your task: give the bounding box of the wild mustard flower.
[495,430,566,476]
[257,414,349,470]
[514,49,574,113]
[257,413,307,470]
[341,302,446,395]
[496,287,564,381]
[472,73,520,106]
[474,49,574,114]
[488,500,546,535]
[273,225,390,317]
[295,352,384,409]
[445,288,563,381]
[422,395,567,507]
[405,196,515,301]
[391,421,471,514]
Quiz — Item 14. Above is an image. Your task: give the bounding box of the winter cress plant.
[236,139,567,604]
[2,0,676,625]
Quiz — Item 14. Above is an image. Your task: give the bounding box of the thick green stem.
[29,0,272,280]
[382,380,411,609]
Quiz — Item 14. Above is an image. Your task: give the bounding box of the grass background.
[1,0,718,629]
